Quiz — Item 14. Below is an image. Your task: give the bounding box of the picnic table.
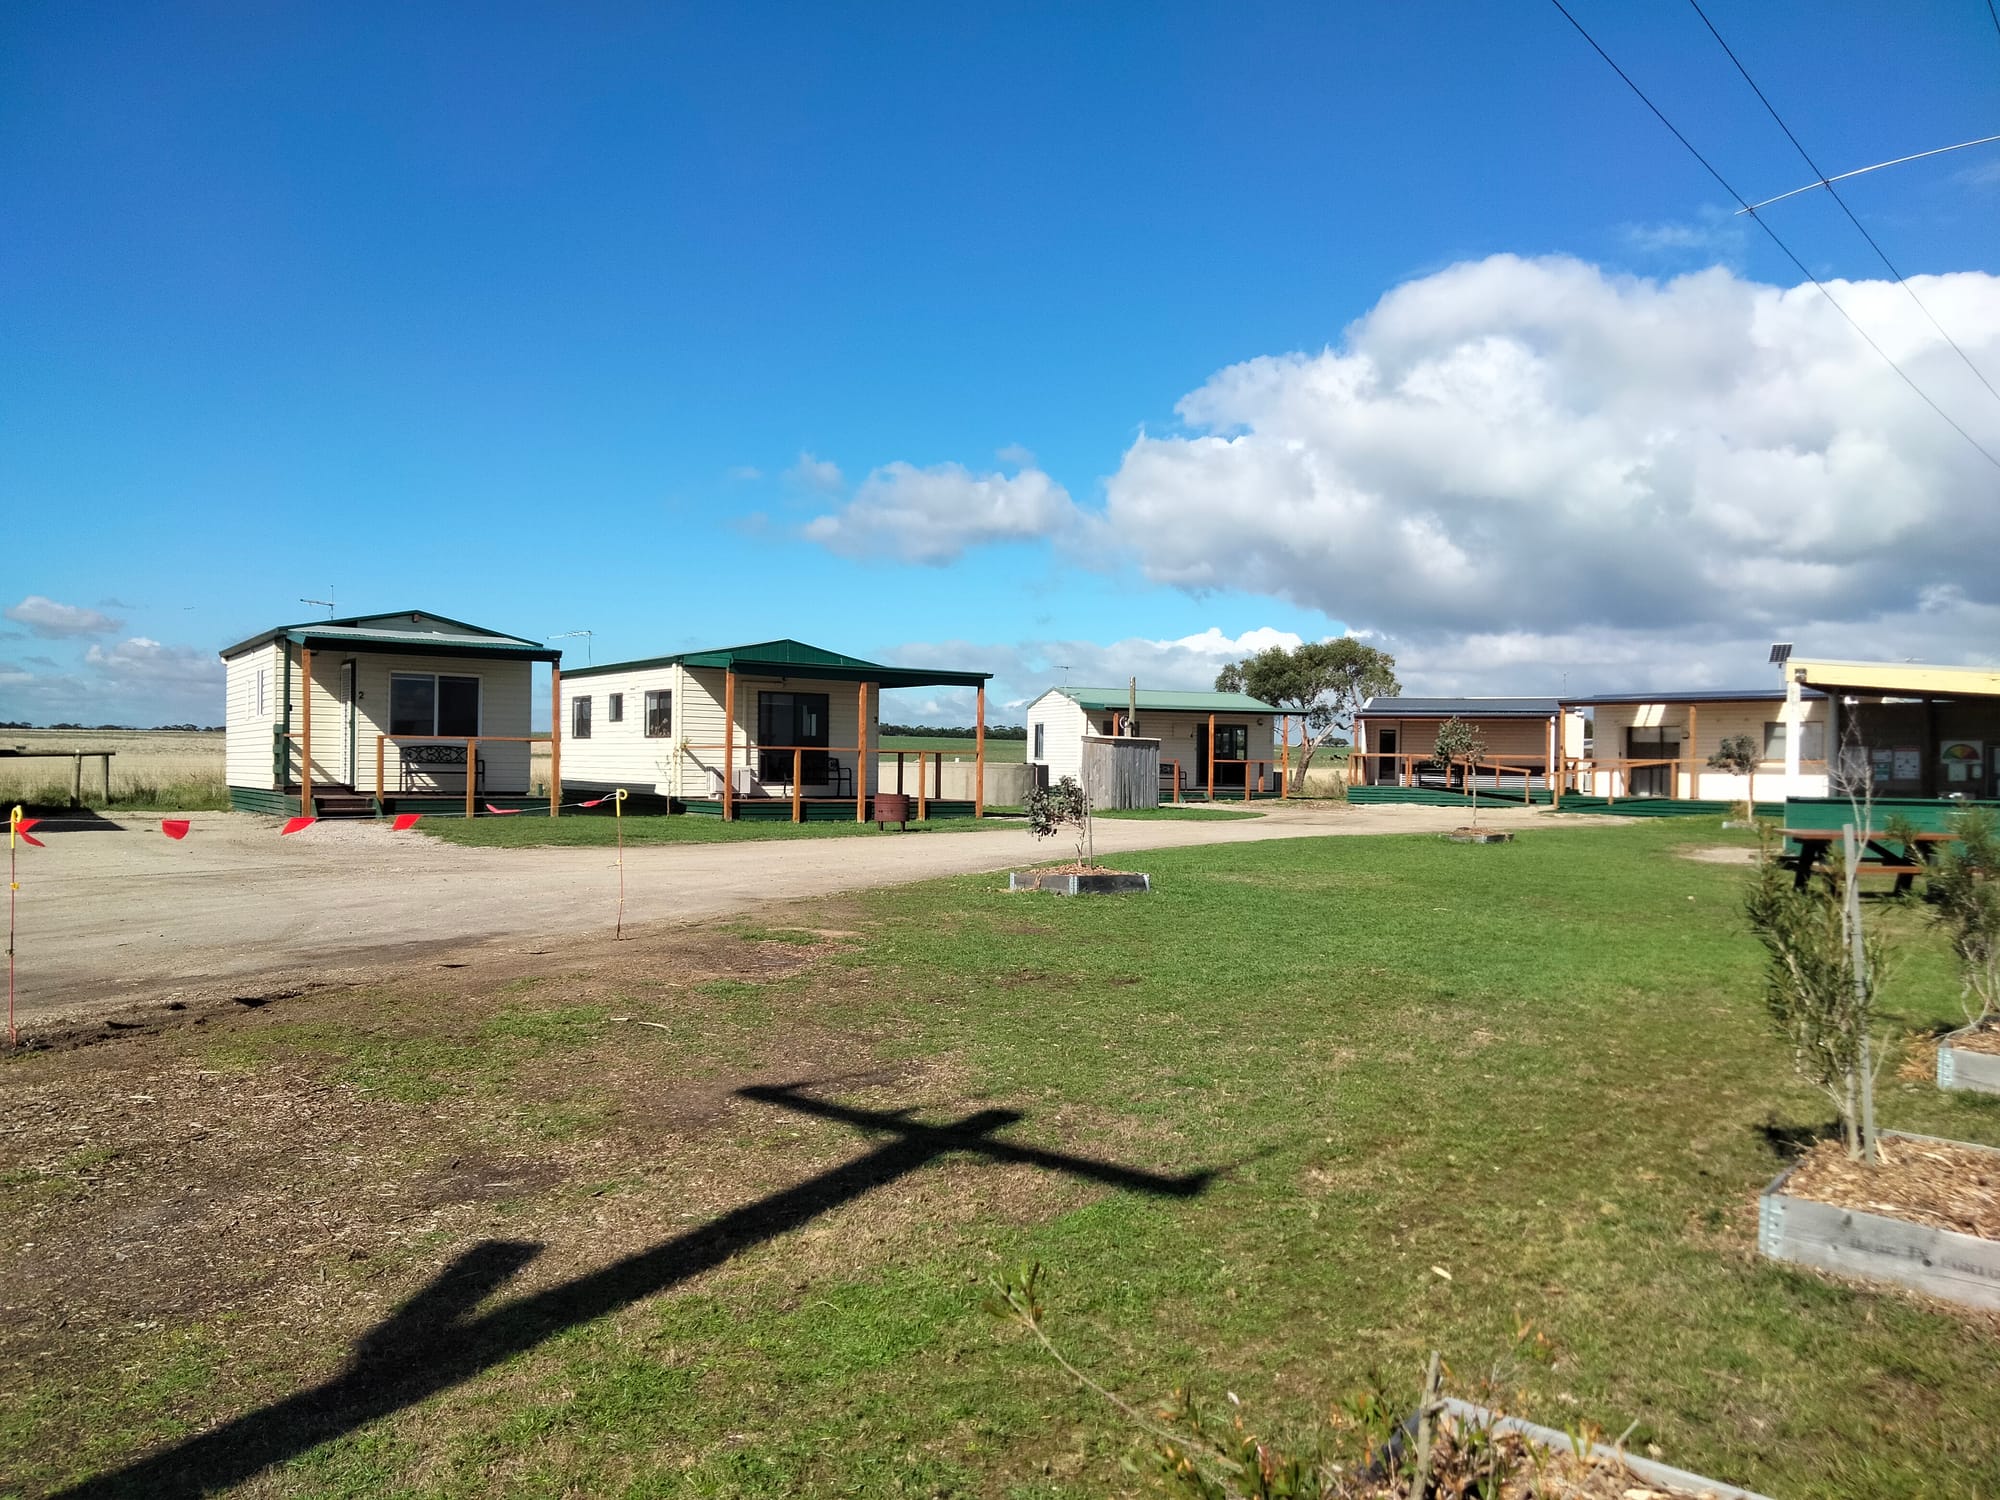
[1781,827,1958,893]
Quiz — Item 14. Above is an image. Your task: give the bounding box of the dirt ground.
[6,800,1564,1032]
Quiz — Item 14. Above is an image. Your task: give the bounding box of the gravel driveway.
[8,801,1554,1025]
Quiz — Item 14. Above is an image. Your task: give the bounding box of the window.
[254,667,267,717]
[1032,722,1045,760]
[572,696,592,740]
[1102,717,1116,735]
[644,690,672,738]
[1764,720,1826,762]
[758,691,829,783]
[607,693,624,723]
[390,673,480,736]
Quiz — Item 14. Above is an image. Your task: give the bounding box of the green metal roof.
[566,638,990,689]
[220,610,560,663]
[1054,686,1280,713]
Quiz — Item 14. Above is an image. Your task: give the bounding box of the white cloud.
[5,595,123,639]
[786,451,845,495]
[85,636,225,689]
[1101,255,2000,648]
[803,460,1081,565]
[725,465,764,482]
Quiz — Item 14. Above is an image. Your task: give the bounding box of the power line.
[1688,0,2000,411]
[1736,133,2000,214]
[1547,0,2000,474]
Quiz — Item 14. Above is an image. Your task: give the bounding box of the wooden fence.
[1082,735,1160,810]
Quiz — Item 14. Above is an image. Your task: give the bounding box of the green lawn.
[420,809,1021,847]
[877,733,1027,763]
[7,822,2000,1497]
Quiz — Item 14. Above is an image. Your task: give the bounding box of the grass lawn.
[6,822,2000,1497]
[877,734,1027,763]
[419,810,1022,847]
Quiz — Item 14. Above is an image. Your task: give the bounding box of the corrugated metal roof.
[1567,687,1822,706]
[1054,687,1279,713]
[220,610,558,661]
[1362,696,1564,718]
[568,638,990,689]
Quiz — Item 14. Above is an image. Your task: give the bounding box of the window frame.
[388,671,482,737]
[1032,722,1045,760]
[644,689,673,739]
[607,692,624,724]
[572,695,592,740]
[1764,719,1827,763]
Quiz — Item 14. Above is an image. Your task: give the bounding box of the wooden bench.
[398,743,486,794]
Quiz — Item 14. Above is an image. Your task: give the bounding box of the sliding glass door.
[758,692,830,784]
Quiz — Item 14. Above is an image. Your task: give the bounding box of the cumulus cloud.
[803,460,1081,565]
[85,637,225,690]
[1102,255,2000,647]
[5,595,124,639]
[786,451,845,495]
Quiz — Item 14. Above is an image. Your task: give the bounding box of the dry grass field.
[0,728,227,809]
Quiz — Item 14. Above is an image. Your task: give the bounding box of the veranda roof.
[565,638,990,690]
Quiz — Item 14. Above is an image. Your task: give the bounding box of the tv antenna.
[550,629,594,665]
[299,587,336,619]
[1054,663,1072,683]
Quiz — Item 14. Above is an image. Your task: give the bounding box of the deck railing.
[372,734,558,819]
[680,741,970,822]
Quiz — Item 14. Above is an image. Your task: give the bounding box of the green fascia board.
[567,637,990,689]
[283,630,560,662]
[1058,687,1280,714]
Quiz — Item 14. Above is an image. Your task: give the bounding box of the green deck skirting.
[1347,786,1552,808]
[1549,796,1783,819]
[228,786,302,816]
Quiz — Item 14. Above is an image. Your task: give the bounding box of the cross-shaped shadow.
[55,1083,1217,1498]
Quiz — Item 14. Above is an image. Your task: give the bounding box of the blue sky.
[5,1,1999,726]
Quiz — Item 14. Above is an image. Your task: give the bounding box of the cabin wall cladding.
[1081,735,1159,809]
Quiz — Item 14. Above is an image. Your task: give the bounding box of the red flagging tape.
[15,829,43,849]
[391,813,422,831]
[280,817,316,836]
[160,819,191,840]
[483,803,525,816]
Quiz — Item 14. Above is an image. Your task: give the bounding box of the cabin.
[1024,687,1283,800]
[1352,697,1583,792]
[219,610,562,817]
[1562,687,1832,804]
[1783,657,2000,801]
[557,638,993,820]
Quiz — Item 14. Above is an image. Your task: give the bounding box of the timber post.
[974,684,986,818]
[550,664,562,818]
[722,669,736,820]
[856,680,870,823]
[300,645,314,817]
[1207,713,1216,803]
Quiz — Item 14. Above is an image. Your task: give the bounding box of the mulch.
[1030,861,1142,876]
[1784,1135,2000,1241]
[1949,1023,2000,1057]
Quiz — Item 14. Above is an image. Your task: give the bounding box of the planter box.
[1432,1399,1776,1500]
[1008,871,1151,896]
[1758,1132,2000,1310]
[1937,1026,2000,1095]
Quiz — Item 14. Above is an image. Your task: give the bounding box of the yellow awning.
[1790,658,2000,699]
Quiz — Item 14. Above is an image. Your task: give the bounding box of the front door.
[340,660,357,788]
[1627,726,1678,797]
[1197,724,1250,789]
[1375,728,1398,786]
[758,692,830,785]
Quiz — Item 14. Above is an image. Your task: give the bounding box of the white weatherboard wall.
[563,665,884,801]
[224,642,283,788]
[1026,691,1091,785]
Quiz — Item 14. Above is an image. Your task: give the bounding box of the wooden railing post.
[917,751,929,822]
[1207,714,1216,803]
[856,681,870,823]
[465,738,478,821]
[793,747,803,823]
[974,683,986,818]
[376,735,385,811]
[300,645,314,816]
[722,669,737,821]
[550,664,562,819]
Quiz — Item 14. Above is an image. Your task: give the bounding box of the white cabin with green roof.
[218,609,561,817]
[1025,685,1283,799]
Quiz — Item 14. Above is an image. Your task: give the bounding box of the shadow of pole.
[57,1085,1215,1498]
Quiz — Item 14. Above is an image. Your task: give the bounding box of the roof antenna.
[550,629,594,666]
[299,587,335,619]
[1055,663,1072,684]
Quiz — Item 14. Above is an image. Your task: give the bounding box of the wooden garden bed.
[1760,1133,2000,1309]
